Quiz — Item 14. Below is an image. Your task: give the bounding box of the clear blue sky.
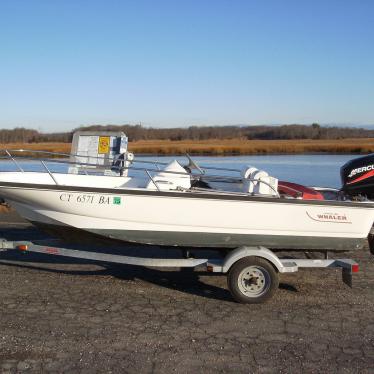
[1,0,373,132]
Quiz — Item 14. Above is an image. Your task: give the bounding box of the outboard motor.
[341,153,374,200]
[342,154,374,255]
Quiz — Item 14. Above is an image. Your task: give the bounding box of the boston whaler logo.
[306,211,351,223]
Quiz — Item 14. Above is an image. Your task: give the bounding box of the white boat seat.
[242,166,278,196]
[241,166,258,193]
[146,160,191,191]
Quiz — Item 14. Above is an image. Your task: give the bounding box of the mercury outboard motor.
[341,153,374,200]
[341,154,374,255]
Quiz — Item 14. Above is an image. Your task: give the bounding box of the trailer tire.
[227,257,279,304]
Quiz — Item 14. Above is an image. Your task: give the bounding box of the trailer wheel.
[227,257,279,304]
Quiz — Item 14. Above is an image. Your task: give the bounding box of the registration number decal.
[59,193,122,205]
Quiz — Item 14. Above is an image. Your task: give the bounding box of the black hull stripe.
[1,181,374,208]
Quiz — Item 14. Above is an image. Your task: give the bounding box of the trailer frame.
[0,238,359,303]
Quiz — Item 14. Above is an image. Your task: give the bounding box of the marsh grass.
[0,142,72,155]
[128,138,374,155]
[1,138,374,156]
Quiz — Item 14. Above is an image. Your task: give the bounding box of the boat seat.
[146,160,191,191]
[278,181,324,200]
[241,166,278,196]
[241,166,258,193]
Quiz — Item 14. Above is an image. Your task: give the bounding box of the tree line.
[1,123,374,143]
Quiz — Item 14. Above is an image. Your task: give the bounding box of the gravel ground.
[0,211,373,373]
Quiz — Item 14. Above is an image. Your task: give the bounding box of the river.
[138,154,361,188]
[0,154,362,188]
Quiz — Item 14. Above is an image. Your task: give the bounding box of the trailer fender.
[218,246,288,273]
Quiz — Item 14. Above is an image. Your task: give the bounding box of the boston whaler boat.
[0,131,373,303]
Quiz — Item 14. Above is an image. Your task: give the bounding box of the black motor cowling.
[341,153,374,199]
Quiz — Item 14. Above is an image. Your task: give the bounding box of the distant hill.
[1,123,374,144]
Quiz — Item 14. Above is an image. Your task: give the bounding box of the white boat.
[0,132,374,254]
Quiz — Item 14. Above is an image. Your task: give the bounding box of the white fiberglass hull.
[1,172,374,251]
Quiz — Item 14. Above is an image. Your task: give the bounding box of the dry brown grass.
[128,138,374,155]
[1,142,72,154]
[1,138,374,156]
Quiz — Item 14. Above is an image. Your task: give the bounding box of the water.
[0,154,362,188]
[138,154,361,188]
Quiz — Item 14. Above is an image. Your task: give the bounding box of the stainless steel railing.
[0,149,282,197]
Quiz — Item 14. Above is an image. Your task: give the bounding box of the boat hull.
[1,175,374,252]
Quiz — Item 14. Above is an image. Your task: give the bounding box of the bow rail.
[0,148,281,197]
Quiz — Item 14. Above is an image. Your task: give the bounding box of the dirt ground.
[0,210,373,373]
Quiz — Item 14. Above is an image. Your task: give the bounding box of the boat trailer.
[0,238,359,304]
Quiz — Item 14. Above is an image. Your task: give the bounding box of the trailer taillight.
[352,264,359,273]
